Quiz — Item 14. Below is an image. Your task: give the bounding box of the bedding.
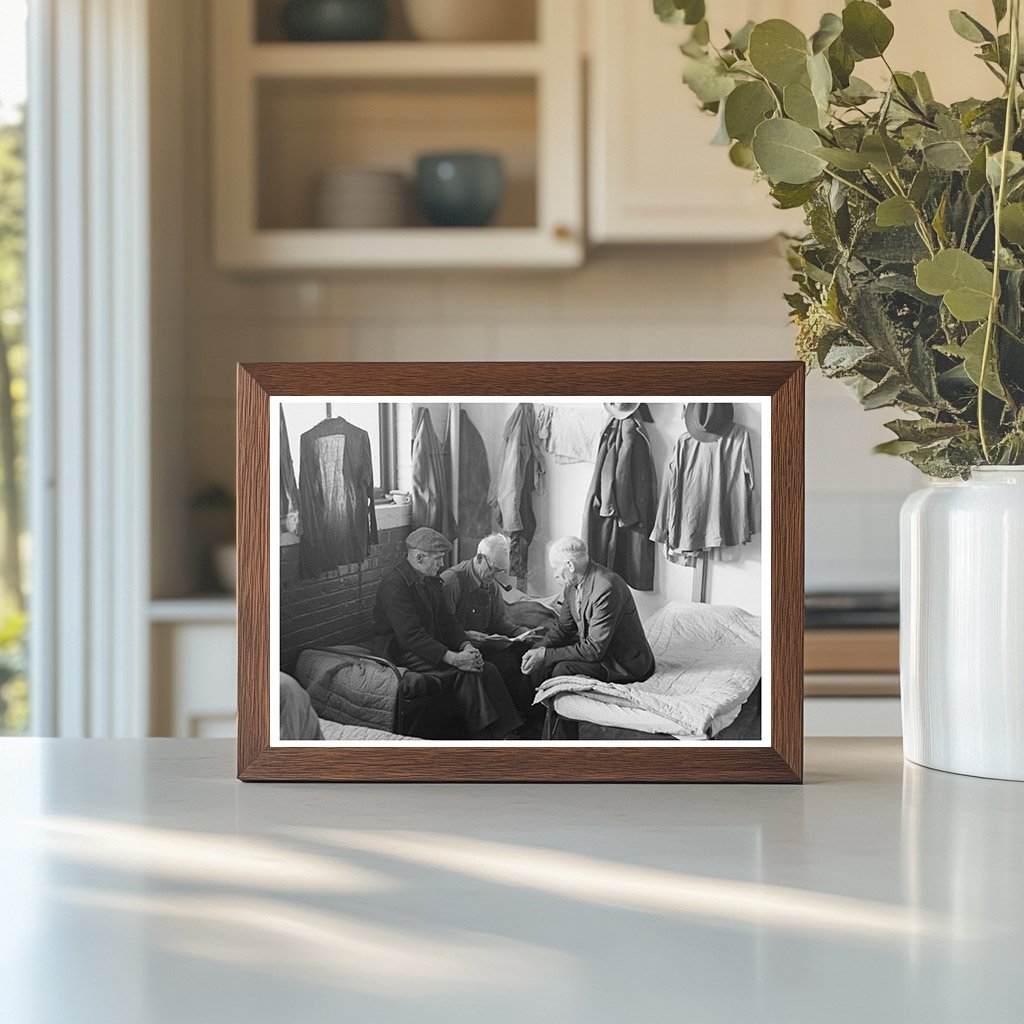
[534,601,761,738]
[317,719,414,742]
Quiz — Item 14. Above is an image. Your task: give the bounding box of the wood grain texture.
[237,361,805,783]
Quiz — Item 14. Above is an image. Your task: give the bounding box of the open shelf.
[212,0,581,268]
[249,41,544,77]
[257,76,538,232]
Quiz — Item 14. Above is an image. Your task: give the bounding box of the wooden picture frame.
[238,362,804,782]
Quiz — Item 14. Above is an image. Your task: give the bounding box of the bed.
[535,601,762,741]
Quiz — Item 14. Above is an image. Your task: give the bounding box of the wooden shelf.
[217,226,580,270]
[249,42,544,78]
[805,629,900,675]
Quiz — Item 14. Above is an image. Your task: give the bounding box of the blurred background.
[0,0,998,739]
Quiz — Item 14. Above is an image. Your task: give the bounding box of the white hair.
[477,533,510,563]
[548,536,589,570]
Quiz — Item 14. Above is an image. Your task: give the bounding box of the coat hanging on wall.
[298,415,379,578]
[280,408,300,535]
[490,403,545,579]
[411,405,458,540]
[458,409,492,543]
[583,413,657,591]
[651,403,758,563]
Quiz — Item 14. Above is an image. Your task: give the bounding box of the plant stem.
[979,0,1021,462]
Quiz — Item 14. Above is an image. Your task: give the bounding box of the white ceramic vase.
[900,467,1024,781]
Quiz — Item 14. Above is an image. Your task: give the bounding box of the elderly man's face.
[412,549,446,577]
[479,553,509,583]
[552,558,578,588]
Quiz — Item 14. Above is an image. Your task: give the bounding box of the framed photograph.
[237,362,803,782]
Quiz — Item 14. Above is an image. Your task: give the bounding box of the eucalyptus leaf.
[729,140,758,169]
[1000,203,1024,245]
[915,249,994,322]
[770,180,820,209]
[939,326,1006,398]
[724,81,775,144]
[876,197,918,228]
[814,146,872,170]
[922,140,973,171]
[683,57,737,104]
[827,36,856,89]
[842,1,895,59]
[724,20,755,53]
[948,10,994,44]
[748,20,809,87]
[993,0,1008,24]
[874,439,922,455]
[810,12,843,54]
[752,118,828,184]
[653,0,705,26]
[860,133,904,173]
[808,52,833,109]
[784,80,825,129]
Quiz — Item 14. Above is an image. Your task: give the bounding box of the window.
[0,0,27,735]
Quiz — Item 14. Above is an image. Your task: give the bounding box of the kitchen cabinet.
[211,0,583,269]
[586,0,999,244]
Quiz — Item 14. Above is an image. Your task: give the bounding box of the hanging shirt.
[650,423,758,554]
[280,409,300,535]
[298,417,379,577]
[536,404,611,464]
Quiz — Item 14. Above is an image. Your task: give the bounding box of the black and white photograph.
[271,396,770,746]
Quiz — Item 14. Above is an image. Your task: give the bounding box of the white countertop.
[1,738,1020,1023]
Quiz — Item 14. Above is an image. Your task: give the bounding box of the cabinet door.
[587,0,811,242]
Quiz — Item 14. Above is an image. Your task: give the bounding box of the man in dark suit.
[521,536,655,684]
[371,527,522,740]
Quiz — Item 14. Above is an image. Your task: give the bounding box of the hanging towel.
[583,416,657,591]
[299,416,379,577]
[411,406,458,540]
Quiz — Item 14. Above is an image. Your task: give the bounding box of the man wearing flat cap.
[370,527,522,740]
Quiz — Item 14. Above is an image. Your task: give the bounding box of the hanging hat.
[603,402,641,420]
[406,527,452,554]
[684,402,734,441]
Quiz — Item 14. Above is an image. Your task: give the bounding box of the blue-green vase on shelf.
[280,0,388,42]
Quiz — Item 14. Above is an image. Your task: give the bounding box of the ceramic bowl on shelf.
[315,167,408,229]
[280,0,388,42]
[414,152,504,227]
[403,0,533,42]
[388,490,412,505]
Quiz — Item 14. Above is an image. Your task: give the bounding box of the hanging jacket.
[299,416,379,577]
[651,422,758,555]
[280,408,300,535]
[490,403,545,578]
[583,416,657,591]
[411,406,457,540]
[458,409,492,541]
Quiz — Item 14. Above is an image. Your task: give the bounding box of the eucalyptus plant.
[657,0,1024,475]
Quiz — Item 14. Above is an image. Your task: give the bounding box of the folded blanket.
[535,601,761,737]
